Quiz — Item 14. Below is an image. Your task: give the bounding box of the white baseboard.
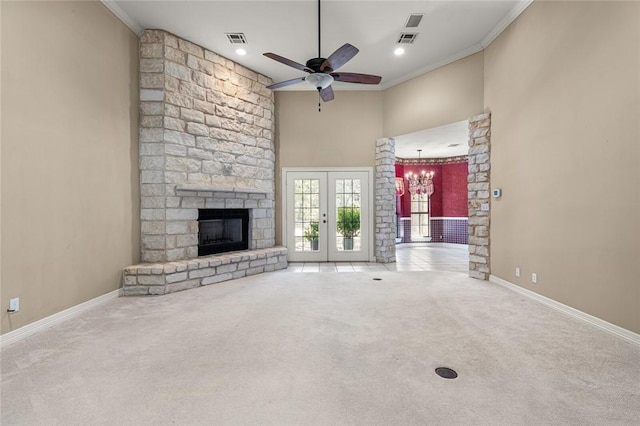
[4,280,638,349]
[489,275,640,347]
[1,289,121,349]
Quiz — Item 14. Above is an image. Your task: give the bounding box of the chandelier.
[405,149,435,196]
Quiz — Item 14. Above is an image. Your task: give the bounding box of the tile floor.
[285,243,469,273]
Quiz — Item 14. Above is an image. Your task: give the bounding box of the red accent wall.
[442,162,468,217]
[395,161,468,218]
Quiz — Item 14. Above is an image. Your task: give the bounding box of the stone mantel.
[175,184,272,195]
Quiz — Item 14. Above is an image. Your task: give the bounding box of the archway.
[373,113,491,280]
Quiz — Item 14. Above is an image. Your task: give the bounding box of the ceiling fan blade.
[319,85,334,102]
[321,43,359,72]
[266,77,306,90]
[331,72,382,85]
[263,53,313,73]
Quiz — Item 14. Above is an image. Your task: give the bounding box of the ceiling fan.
[263,0,382,107]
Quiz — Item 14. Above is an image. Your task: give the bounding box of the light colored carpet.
[2,270,639,425]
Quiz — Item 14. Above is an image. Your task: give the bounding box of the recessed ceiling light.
[236,48,247,56]
[394,47,405,56]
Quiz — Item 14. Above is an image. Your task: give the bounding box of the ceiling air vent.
[397,32,418,44]
[405,14,424,28]
[225,33,247,44]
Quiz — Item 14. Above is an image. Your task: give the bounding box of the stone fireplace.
[123,30,287,296]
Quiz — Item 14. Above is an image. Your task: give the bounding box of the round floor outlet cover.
[435,367,458,379]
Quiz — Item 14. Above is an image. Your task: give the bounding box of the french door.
[284,169,371,262]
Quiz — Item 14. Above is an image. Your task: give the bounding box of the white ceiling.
[394,120,469,159]
[107,0,531,90]
[107,0,531,158]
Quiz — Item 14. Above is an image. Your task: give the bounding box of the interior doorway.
[392,120,470,270]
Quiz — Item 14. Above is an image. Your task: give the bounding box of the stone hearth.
[123,247,287,296]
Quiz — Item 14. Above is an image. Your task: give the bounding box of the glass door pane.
[335,178,361,252]
[327,171,369,262]
[293,178,321,252]
[286,171,327,262]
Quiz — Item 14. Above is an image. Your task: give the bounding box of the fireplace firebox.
[198,209,249,256]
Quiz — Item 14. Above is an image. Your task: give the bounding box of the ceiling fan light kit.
[306,73,334,90]
[263,0,382,110]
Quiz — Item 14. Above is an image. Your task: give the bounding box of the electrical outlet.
[515,267,520,278]
[532,273,537,284]
[9,297,20,312]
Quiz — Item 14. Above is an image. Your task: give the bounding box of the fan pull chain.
[318,89,321,112]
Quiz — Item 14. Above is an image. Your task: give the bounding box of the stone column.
[374,138,397,263]
[467,113,491,279]
[139,30,168,263]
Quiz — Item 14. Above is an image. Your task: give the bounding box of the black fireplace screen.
[198,209,249,256]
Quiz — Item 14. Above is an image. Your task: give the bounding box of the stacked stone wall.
[467,113,491,279]
[374,138,397,263]
[138,30,275,263]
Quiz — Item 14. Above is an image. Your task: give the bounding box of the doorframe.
[281,167,376,262]
[385,113,492,278]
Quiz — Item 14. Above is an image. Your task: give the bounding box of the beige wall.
[1,1,140,334]
[274,91,384,244]
[275,91,384,168]
[383,51,484,138]
[485,1,640,333]
[274,55,485,244]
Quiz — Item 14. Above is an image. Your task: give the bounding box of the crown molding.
[396,156,468,165]
[101,0,144,35]
[380,43,484,90]
[481,0,534,48]
[100,0,532,91]
[381,0,534,90]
